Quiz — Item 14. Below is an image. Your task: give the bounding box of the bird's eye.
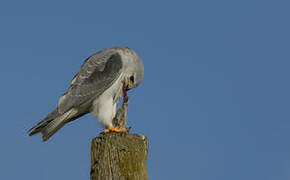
[130,76,135,83]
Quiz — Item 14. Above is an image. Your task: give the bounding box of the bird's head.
[124,51,144,91]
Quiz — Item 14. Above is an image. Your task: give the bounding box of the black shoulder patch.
[103,53,123,74]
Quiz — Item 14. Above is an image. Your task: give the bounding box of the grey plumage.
[58,52,123,114]
[28,47,144,141]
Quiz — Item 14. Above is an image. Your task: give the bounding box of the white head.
[118,47,144,90]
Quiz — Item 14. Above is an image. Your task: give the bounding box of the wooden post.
[90,132,149,180]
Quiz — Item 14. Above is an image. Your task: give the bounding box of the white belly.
[92,95,116,126]
[92,75,123,127]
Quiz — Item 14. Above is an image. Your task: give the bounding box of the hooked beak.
[124,79,134,91]
[126,84,134,91]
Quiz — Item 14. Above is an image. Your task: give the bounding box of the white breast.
[92,74,123,127]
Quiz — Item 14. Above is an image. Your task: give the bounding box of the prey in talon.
[112,82,131,133]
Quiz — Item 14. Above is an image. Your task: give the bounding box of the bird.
[28,47,144,141]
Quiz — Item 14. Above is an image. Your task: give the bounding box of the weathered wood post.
[90,132,149,180]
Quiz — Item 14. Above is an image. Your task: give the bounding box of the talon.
[114,126,127,133]
[103,125,115,133]
[103,129,110,133]
[102,125,127,133]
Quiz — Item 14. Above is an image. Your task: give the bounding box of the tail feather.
[41,110,76,141]
[28,108,59,136]
[29,108,77,141]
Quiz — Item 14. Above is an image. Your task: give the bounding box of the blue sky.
[1,0,290,179]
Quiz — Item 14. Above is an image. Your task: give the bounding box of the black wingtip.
[28,130,38,136]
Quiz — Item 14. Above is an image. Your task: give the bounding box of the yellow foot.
[114,126,128,133]
[103,125,115,133]
[103,125,127,133]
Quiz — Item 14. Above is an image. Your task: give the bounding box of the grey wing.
[28,49,123,141]
[58,50,123,114]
